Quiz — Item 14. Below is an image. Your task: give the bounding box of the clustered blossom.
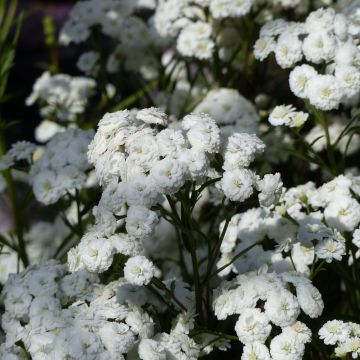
[29,128,94,205]
[2,1,360,359]
[319,320,360,358]
[213,270,323,359]
[0,261,203,359]
[269,105,309,128]
[217,174,360,278]
[70,107,270,276]
[255,8,360,111]
[26,72,95,122]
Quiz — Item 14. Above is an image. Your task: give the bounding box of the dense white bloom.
[210,0,253,19]
[125,206,159,238]
[324,198,360,232]
[185,114,221,153]
[289,65,317,98]
[265,289,300,327]
[257,173,283,207]
[221,169,255,202]
[225,133,265,169]
[149,157,188,194]
[79,234,114,273]
[275,34,303,69]
[307,75,342,111]
[319,320,350,345]
[235,308,271,344]
[302,31,336,64]
[99,322,135,355]
[254,36,275,61]
[193,88,259,133]
[177,21,214,60]
[335,65,360,99]
[270,332,305,360]
[295,283,324,318]
[179,148,208,180]
[124,255,158,286]
[138,339,166,360]
[242,342,271,360]
[136,107,168,126]
[26,72,95,122]
[315,233,346,263]
[269,105,295,126]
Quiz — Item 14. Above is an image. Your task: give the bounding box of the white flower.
[177,21,214,60]
[241,342,271,360]
[221,169,255,202]
[319,320,350,345]
[99,322,135,355]
[8,141,36,162]
[284,321,312,344]
[235,308,272,344]
[136,107,168,126]
[257,173,283,207]
[156,129,185,157]
[32,170,62,205]
[125,206,159,239]
[275,34,303,69]
[179,148,208,180]
[254,36,275,61]
[295,283,324,318]
[126,176,161,207]
[307,75,341,111]
[149,157,188,194]
[124,255,158,286]
[225,133,265,168]
[210,0,253,19]
[185,114,220,153]
[269,105,295,126]
[324,198,360,232]
[315,232,346,263]
[289,65,317,99]
[270,332,305,360]
[302,31,336,64]
[213,291,236,320]
[335,65,360,99]
[79,234,114,273]
[138,339,166,360]
[265,289,300,327]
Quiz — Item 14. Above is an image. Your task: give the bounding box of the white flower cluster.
[213,270,323,359]
[319,320,360,358]
[26,72,95,122]
[157,0,314,61]
[70,107,270,277]
[0,261,165,360]
[29,128,94,205]
[269,105,309,128]
[0,260,212,359]
[194,88,260,137]
[60,0,157,79]
[255,8,360,110]
[217,174,360,278]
